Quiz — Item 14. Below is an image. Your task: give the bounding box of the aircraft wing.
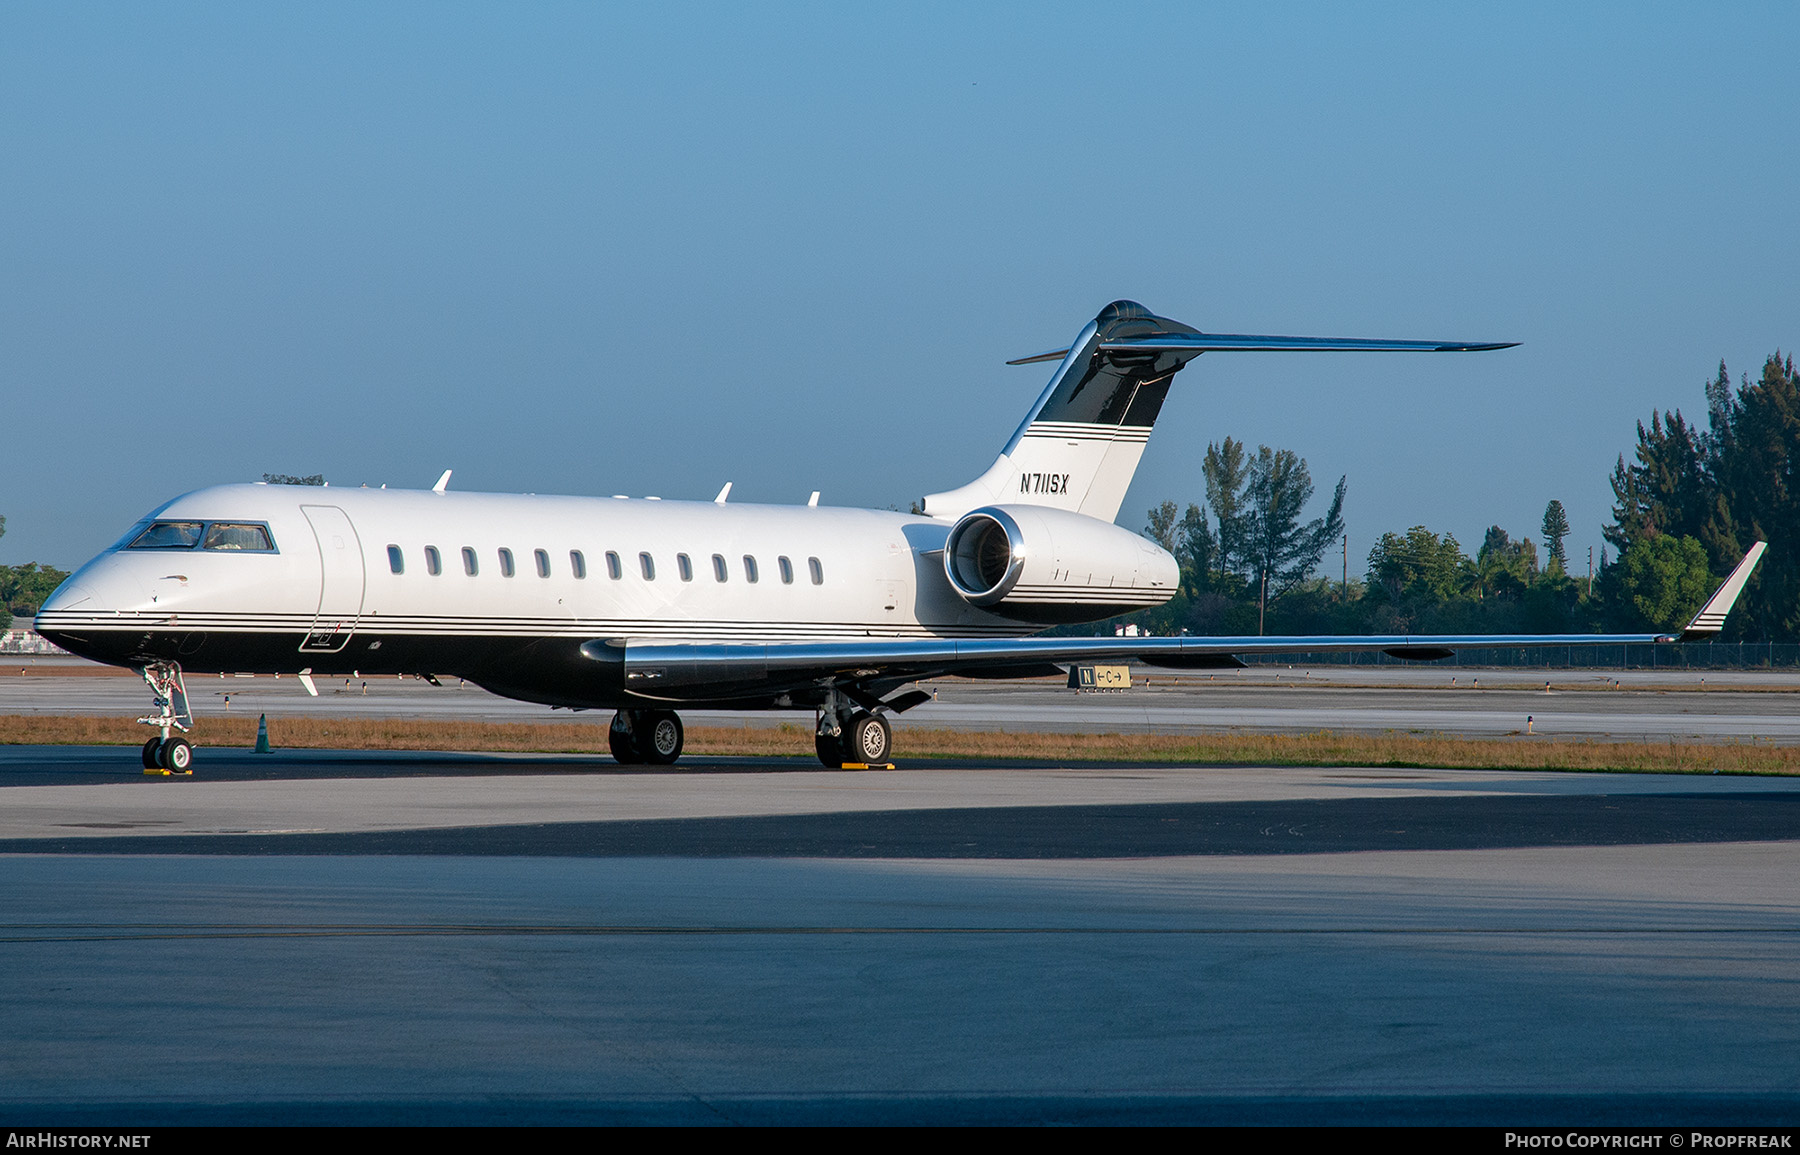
[589,544,1766,704]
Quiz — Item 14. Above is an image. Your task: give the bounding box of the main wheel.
[643,711,684,765]
[159,737,193,772]
[608,711,643,764]
[846,712,892,765]
[141,737,163,769]
[814,731,844,769]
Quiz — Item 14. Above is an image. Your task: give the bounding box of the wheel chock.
[840,762,897,771]
[142,768,193,777]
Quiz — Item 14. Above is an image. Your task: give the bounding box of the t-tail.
[921,300,1517,522]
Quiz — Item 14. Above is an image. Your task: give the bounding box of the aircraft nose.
[40,563,148,617]
[37,580,97,615]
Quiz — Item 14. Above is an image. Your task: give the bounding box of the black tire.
[814,731,844,769]
[141,737,163,769]
[643,711,684,765]
[159,738,193,773]
[847,713,892,765]
[608,712,642,764]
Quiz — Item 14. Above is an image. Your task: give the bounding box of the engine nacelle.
[942,504,1178,624]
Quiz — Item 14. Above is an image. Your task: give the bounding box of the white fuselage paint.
[43,484,1044,657]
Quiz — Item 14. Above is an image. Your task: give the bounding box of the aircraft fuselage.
[38,483,1082,710]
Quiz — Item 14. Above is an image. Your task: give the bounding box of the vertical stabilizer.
[922,301,1204,523]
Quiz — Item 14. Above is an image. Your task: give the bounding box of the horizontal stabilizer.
[1005,348,1072,366]
[947,301,1518,524]
[1098,333,1518,354]
[1005,333,1516,365]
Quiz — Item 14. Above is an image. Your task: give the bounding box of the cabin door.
[299,504,366,653]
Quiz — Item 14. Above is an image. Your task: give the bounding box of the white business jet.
[36,301,1765,772]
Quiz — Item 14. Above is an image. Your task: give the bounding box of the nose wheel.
[141,737,194,773]
[137,661,197,774]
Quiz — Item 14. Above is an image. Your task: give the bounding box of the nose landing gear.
[137,661,196,774]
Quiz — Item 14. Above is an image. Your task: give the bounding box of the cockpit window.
[127,522,204,550]
[126,520,277,552]
[202,523,274,551]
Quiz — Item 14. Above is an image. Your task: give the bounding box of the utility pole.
[1342,534,1348,600]
[1259,570,1268,636]
[1588,545,1594,597]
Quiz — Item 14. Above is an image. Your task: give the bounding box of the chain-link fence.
[1240,642,1800,669]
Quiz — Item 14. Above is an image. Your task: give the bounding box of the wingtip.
[1680,540,1767,636]
[1005,347,1072,366]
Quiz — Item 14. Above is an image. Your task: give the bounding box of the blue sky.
[4,3,1796,575]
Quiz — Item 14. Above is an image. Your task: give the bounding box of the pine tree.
[1202,438,1250,584]
[1541,500,1570,573]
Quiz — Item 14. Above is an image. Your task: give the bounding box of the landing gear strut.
[608,709,684,765]
[814,687,892,768]
[137,661,196,773]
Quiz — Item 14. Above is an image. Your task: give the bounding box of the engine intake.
[942,505,1177,624]
[945,509,1026,605]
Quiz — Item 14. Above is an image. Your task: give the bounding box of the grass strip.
[0,714,1794,774]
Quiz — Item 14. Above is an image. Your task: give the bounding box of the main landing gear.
[608,709,684,765]
[813,688,893,768]
[137,661,196,774]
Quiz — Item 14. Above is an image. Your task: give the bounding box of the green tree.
[1709,353,1800,639]
[1145,501,1178,552]
[1367,526,1470,603]
[0,516,9,632]
[1241,447,1345,600]
[263,473,326,486]
[0,562,72,618]
[1475,526,1537,600]
[1541,499,1570,573]
[1606,534,1713,631]
[1175,503,1215,595]
[1606,353,1799,639]
[1202,437,1250,584]
[1606,409,1719,556]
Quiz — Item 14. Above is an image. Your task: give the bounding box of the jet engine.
[942,504,1178,624]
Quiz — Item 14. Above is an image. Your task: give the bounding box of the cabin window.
[535,549,551,578]
[570,550,587,579]
[127,521,203,550]
[387,545,404,574]
[809,557,824,585]
[639,552,655,580]
[778,556,794,584]
[606,551,622,580]
[677,553,694,582]
[202,523,274,551]
[425,546,442,576]
[743,555,759,583]
[462,547,478,576]
[712,554,728,583]
[498,548,515,577]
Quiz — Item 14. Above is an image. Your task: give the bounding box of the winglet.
[1679,541,1767,640]
[714,482,732,504]
[433,470,452,494]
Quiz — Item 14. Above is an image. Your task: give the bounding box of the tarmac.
[2,664,1799,1125]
